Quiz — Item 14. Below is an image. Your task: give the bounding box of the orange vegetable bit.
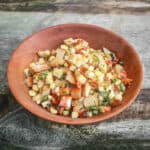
[120,70,127,78]
[76,47,88,54]
[106,60,113,67]
[89,81,98,86]
[80,65,88,73]
[71,87,82,99]
[78,109,86,117]
[103,106,112,112]
[25,77,33,87]
[76,81,82,88]
[111,99,121,107]
[51,93,59,105]
[122,78,133,85]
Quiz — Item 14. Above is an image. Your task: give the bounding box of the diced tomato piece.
[71,87,81,99]
[103,106,111,112]
[80,65,88,73]
[114,85,120,93]
[107,59,118,66]
[120,70,127,78]
[74,39,83,45]
[89,81,98,86]
[76,49,84,54]
[51,93,59,105]
[106,60,113,67]
[53,99,59,105]
[111,99,121,107]
[59,96,72,108]
[76,47,88,54]
[78,109,85,117]
[51,93,57,99]
[121,78,132,85]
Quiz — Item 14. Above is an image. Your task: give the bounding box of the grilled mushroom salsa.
[24,38,132,118]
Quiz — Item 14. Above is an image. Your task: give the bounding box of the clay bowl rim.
[7,23,143,125]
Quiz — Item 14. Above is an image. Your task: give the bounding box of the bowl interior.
[7,24,143,124]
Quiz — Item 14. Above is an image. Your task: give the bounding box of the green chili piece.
[38,71,48,80]
[120,83,126,93]
[89,106,97,111]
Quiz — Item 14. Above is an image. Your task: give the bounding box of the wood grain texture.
[0,0,150,14]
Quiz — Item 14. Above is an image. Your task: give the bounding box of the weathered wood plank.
[0,105,149,149]
[0,12,150,94]
[0,0,150,14]
[0,93,19,118]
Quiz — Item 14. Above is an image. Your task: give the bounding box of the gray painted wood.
[0,0,150,14]
[0,6,150,149]
[0,106,150,150]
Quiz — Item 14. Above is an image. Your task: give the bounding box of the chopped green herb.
[120,83,126,93]
[60,73,66,80]
[38,71,49,80]
[89,106,97,111]
[110,53,116,61]
[99,91,108,98]
[101,97,111,106]
[112,79,117,83]
[93,54,99,62]
[99,91,111,106]
[41,95,48,102]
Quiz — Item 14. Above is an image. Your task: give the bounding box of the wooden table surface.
[0,0,150,150]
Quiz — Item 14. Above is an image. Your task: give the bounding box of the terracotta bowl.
[7,23,143,125]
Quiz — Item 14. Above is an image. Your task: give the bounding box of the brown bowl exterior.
[7,23,143,125]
